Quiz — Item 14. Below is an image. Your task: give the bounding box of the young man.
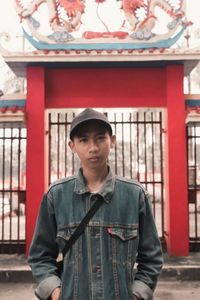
[28,108,163,300]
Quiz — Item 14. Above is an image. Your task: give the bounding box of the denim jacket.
[28,167,163,300]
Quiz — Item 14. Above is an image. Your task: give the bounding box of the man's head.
[70,108,112,140]
[69,109,116,171]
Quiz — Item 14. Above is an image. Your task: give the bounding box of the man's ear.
[111,135,116,148]
[68,140,76,153]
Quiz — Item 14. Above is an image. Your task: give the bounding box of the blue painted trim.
[186,100,200,107]
[23,27,185,51]
[0,99,26,108]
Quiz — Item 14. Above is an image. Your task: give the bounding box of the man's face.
[69,122,116,171]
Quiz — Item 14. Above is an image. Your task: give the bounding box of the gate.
[0,122,26,253]
[187,123,200,249]
[48,108,165,239]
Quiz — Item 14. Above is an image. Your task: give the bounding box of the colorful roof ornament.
[14,0,190,51]
[0,98,26,121]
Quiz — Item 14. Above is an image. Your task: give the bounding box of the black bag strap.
[62,195,103,257]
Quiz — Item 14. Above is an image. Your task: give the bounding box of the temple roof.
[1,0,199,77]
[2,47,200,77]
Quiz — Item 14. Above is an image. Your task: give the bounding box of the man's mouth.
[89,156,99,162]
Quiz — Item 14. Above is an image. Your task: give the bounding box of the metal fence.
[48,108,165,239]
[187,123,200,248]
[0,122,26,253]
[1,111,199,253]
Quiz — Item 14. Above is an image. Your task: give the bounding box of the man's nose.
[88,139,98,151]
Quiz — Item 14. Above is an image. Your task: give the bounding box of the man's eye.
[98,135,106,140]
[79,138,88,142]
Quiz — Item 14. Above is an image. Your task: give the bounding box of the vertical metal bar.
[114,112,117,175]
[159,112,164,239]
[151,112,156,216]
[129,113,133,179]
[48,113,51,185]
[136,112,140,181]
[57,113,60,179]
[24,127,27,244]
[17,127,22,251]
[64,113,67,177]
[198,132,200,240]
[144,112,147,189]
[121,113,125,177]
[72,112,75,175]
[21,127,26,249]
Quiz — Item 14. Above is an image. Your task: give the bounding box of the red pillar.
[165,65,189,256]
[26,66,46,255]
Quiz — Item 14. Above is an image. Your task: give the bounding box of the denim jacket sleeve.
[28,193,61,300]
[132,190,163,300]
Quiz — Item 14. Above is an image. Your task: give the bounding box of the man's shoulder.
[48,175,77,191]
[115,176,146,192]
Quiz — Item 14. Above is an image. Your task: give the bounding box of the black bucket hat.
[70,108,112,139]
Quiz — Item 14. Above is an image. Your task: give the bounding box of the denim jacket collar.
[74,166,115,203]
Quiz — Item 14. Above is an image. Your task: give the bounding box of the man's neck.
[83,165,108,192]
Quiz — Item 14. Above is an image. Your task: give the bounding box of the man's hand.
[51,287,61,300]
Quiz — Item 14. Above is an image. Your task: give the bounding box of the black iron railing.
[187,123,200,247]
[0,122,26,253]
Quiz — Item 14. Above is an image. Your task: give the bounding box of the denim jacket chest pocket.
[56,226,81,265]
[107,226,139,265]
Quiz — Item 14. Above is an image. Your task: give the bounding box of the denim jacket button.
[92,266,101,273]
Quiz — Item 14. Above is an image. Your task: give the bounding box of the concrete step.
[0,253,200,282]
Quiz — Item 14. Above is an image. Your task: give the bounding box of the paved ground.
[155,281,200,300]
[0,281,200,300]
[0,252,200,299]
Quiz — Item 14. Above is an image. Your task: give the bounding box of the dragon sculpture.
[14,0,189,50]
[122,0,186,40]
